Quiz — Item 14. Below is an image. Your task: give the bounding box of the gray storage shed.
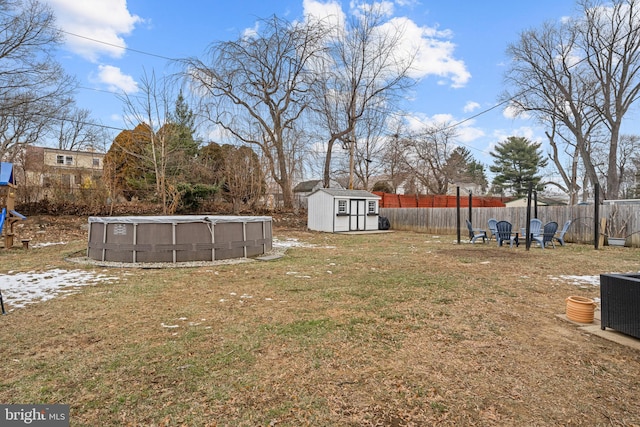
[307,188,380,232]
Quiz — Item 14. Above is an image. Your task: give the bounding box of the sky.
[41,0,583,175]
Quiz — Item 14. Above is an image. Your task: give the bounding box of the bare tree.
[543,117,582,204]
[351,110,389,189]
[379,127,411,193]
[117,71,181,213]
[580,0,640,199]
[601,133,640,197]
[504,19,602,203]
[331,106,392,190]
[218,145,265,213]
[311,5,416,189]
[402,122,460,194]
[504,0,640,201]
[52,108,108,151]
[181,16,327,209]
[0,0,75,161]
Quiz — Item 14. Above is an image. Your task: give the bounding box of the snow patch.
[550,275,601,287]
[0,269,119,310]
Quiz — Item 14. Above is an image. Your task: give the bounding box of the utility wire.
[60,29,177,62]
[0,9,176,61]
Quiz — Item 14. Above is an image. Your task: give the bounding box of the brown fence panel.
[398,194,418,207]
[431,195,446,207]
[375,192,506,208]
[417,195,434,207]
[383,193,400,208]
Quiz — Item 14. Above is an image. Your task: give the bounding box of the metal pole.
[526,183,533,250]
[594,185,600,250]
[456,186,461,244]
[468,191,472,223]
[0,288,5,314]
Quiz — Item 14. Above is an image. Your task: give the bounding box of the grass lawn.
[1,226,639,426]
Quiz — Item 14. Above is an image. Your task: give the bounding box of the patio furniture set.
[466,218,572,248]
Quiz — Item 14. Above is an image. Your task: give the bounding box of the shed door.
[349,199,366,231]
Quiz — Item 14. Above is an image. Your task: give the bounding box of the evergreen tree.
[169,89,199,157]
[489,136,547,197]
[444,147,488,192]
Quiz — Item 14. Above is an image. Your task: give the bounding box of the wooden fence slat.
[379,205,639,246]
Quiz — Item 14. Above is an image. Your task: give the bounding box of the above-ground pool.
[87,215,272,263]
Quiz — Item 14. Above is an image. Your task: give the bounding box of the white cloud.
[304,1,469,88]
[457,124,485,143]
[503,103,531,120]
[389,17,470,87]
[243,22,260,39]
[352,1,395,18]
[44,0,142,62]
[303,0,346,31]
[403,112,484,144]
[92,65,138,93]
[464,101,480,113]
[394,0,419,6]
[492,126,537,143]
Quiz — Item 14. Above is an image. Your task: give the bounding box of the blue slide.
[0,207,5,236]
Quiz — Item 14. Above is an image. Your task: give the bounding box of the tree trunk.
[607,125,621,199]
[323,139,335,188]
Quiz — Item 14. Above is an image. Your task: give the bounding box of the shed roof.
[311,188,379,198]
[0,162,14,186]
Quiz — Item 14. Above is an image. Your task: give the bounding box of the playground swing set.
[0,162,27,249]
[1,162,28,314]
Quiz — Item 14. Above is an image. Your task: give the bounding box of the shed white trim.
[307,189,380,232]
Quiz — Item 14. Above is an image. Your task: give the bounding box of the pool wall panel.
[87,216,272,263]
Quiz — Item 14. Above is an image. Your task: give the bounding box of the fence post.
[594,185,600,249]
[456,187,461,244]
[526,183,532,250]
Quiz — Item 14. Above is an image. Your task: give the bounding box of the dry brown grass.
[1,216,640,426]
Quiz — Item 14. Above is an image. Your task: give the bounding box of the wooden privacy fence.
[373,192,505,208]
[379,204,640,247]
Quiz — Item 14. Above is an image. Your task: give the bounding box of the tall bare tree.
[310,6,416,189]
[504,0,640,201]
[0,0,75,161]
[504,19,601,203]
[401,122,460,194]
[181,16,327,209]
[116,71,183,213]
[218,145,265,213]
[53,108,108,151]
[351,110,389,190]
[581,0,640,199]
[378,126,411,194]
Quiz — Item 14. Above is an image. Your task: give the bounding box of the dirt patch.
[12,215,88,246]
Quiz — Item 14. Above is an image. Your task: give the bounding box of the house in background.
[17,146,105,202]
[293,179,343,209]
[504,196,567,207]
[446,181,485,196]
[307,188,380,233]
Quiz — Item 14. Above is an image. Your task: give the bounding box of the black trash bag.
[378,216,390,230]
